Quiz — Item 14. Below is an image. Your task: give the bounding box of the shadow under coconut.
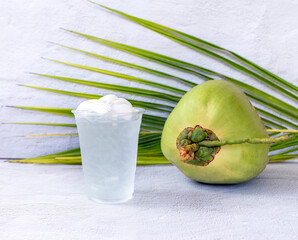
[187,162,298,196]
[128,162,298,210]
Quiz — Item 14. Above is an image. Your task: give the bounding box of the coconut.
[161,80,270,184]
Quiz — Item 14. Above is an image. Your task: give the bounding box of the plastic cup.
[73,109,143,204]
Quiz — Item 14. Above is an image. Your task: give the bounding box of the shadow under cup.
[72,109,144,204]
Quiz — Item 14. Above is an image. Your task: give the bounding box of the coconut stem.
[178,135,293,162]
[194,135,292,147]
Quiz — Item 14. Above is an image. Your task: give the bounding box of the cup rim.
[71,108,145,119]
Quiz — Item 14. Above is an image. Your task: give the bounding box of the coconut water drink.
[73,95,143,203]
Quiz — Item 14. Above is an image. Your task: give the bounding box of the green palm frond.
[92,2,297,95]
[11,3,297,165]
[31,73,180,102]
[21,85,173,113]
[4,122,77,127]
[45,58,185,95]
[52,42,194,86]
[65,30,297,121]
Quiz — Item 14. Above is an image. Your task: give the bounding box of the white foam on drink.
[74,95,138,120]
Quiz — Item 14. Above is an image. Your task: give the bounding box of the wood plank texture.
[0,161,297,239]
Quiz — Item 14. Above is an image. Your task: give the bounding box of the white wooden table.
[0,160,297,240]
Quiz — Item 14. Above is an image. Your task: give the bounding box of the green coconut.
[161,80,271,184]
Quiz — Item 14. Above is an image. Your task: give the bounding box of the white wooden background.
[1,0,297,159]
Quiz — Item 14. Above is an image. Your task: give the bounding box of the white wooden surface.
[1,160,297,240]
[1,0,297,159]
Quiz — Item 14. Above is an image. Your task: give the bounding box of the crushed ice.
[73,95,139,120]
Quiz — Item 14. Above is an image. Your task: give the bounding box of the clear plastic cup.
[73,109,144,204]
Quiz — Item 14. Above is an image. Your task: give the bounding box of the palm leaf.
[66,30,298,121]
[54,41,298,122]
[269,154,298,162]
[10,106,167,132]
[13,3,297,165]
[92,2,298,95]
[273,146,298,155]
[24,133,78,137]
[11,83,294,132]
[30,71,297,128]
[22,85,297,129]
[31,73,180,102]
[11,103,297,154]
[20,85,173,113]
[4,122,77,127]
[45,58,185,95]
[52,43,194,87]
